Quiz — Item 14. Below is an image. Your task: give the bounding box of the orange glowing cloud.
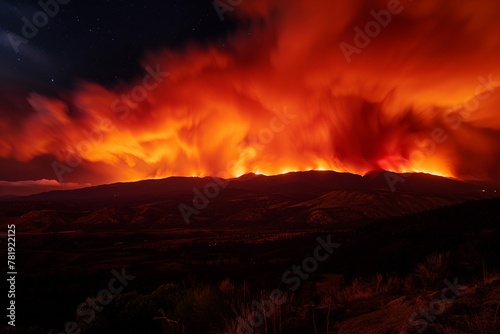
[1,0,500,185]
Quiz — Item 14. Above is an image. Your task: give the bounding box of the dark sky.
[0,0,234,92]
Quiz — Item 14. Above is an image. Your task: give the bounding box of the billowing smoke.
[1,0,500,186]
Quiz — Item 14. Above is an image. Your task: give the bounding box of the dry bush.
[174,285,229,332]
[222,289,290,334]
[402,274,419,294]
[414,252,451,288]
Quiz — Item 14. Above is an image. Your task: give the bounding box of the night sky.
[1,0,500,196]
[1,0,233,92]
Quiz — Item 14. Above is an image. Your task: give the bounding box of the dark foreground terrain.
[0,171,499,333]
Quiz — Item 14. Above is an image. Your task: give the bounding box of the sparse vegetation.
[2,193,499,333]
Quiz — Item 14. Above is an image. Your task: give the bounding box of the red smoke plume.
[1,0,500,185]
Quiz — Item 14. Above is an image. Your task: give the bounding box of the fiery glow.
[1,0,500,185]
